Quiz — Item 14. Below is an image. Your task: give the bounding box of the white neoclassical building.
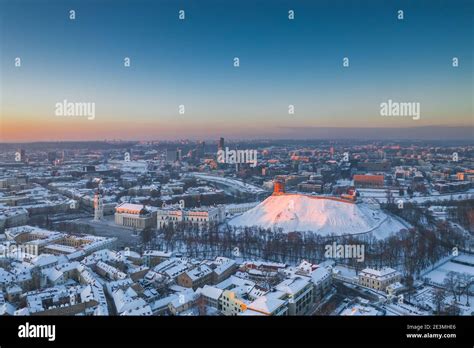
[358,267,401,291]
[157,206,225,230]
[114,203,156,230]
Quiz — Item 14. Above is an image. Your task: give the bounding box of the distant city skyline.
[1,126,473,144]
[1,0,473,142]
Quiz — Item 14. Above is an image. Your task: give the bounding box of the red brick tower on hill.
[273,179,285,195]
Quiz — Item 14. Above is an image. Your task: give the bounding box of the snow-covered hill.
[229,194,407,238]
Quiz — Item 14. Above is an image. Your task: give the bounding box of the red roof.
[353,174,384,184]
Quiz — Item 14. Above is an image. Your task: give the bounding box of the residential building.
[177,265,213,289]
[219,290,248,316]
[275,276,314,315]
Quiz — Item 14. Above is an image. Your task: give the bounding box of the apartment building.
[275,276,314,315]
[177,265,213,290]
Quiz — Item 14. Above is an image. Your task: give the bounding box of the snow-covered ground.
[358,188,474,204]
[229,194,407,238]
[423,253,474,287]
[413,285,474,315]
[333,265,358,282]
[189,173,265,194]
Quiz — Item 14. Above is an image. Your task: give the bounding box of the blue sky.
[1,0,472,141]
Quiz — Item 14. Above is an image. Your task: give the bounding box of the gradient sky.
[0,0,473,142]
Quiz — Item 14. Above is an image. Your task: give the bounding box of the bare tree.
[444,271,459,301]
[433,288,446,315]
[460,273,473,306]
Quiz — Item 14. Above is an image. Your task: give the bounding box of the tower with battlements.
[273,179,285,195]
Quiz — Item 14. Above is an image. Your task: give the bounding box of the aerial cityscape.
[0,0,472,332]
[0,139,472,317]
